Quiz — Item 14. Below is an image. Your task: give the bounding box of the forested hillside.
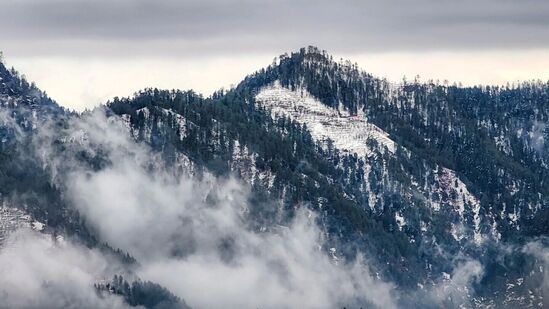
[1,48,548,308]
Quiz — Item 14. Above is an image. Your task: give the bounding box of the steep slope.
[0,60,77,231]
[261,47,549,240]
[248,47,549,306]
[0,61,191,309]
[1,48,548,307]
[108,88,433,291]
[255,80,484,244]
[108,47,549,307]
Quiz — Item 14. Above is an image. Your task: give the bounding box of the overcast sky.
[2,0,549,110]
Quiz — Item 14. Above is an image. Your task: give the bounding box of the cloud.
[1,0,549,58]
[523,240,549,299]
[530,121,547,154]
[43,109,398,308]
[0,109,24,141]
[0,229,130,309]
[7,98,544,308]
[0,105,402,307]
[3,0,549,111]
[429,260,484,306]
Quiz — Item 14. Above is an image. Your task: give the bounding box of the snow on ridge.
[132,106,188,142]
[255,81,396,158]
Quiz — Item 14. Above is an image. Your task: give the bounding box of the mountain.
[1,47,548,308]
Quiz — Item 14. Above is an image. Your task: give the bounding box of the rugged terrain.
[1,47,548,308]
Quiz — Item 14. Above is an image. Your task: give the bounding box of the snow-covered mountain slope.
[256,80,490,245]
[256,81,396,156]
[2,48,549,308]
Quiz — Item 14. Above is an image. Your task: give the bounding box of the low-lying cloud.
[0,229,129,309]
[21,108,398,308]
[65,110,397,308]
[3,107,547,308]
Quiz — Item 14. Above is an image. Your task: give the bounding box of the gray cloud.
[27,108,399,308]
[1,0,548,58]
[523,240,549,295]
[4,100,522,308]
[0,229,130,309]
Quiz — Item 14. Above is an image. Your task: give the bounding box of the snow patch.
[395,212,406,231]
[31,221,45,231]
[255,81,396,158]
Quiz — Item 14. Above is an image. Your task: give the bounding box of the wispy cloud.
[22,108,398,308]
[3,101,547,307]
[0,229,130,308]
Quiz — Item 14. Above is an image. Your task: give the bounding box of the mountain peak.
[239,46,374,116]
[279,46,330,62]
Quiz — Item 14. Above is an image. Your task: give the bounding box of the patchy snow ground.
[231,140,276,189]
[256,81,489,245]
[256,81,397,212]
[0,204,35,244]
[121,106,188,143]
[426,167,484,244]
[256,81,396,157]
